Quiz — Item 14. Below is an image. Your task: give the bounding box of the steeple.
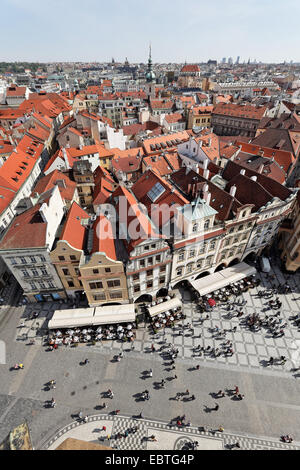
[146,43,156,83]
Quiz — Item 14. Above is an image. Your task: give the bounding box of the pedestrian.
[115,409,120,415]
[102,426,106,431]
[196,365,200,370]
[214,403,219,411]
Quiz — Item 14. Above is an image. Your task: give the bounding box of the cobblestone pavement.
[44,414,300,451]
[14,260,300,376]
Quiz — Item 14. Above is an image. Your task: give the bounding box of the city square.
[0,255,300,450]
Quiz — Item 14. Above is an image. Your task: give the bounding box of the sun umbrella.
[170,316,174,321]
[162,319,167,324]
[117,326,123,331]
[208,298,216,307]
[155,322,160,328]
[97,327,102,332]
[127,325,132,330]
[128,331,133,337]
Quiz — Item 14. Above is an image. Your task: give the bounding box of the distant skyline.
[2,0,300,63]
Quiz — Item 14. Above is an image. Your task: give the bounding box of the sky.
[2,0,300,63]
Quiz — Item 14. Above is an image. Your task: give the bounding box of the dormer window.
[204,220,210,230]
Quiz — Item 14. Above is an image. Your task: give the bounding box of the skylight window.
[147,182,166,202]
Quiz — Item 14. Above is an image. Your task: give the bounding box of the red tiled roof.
[213,103,267,120]
[6,85,27,97]
[92,214,117,260]
[164,113,185,124]
[60,202,89,250]
[93,166,117,206]
[181,65,200,73]
[236,141,295,174]
[31,169,77,203]
[142,130,190,155]
[0,203,46,249]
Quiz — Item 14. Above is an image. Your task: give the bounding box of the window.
[107,279,121,288]
[41,269,47,275]
[155,254,161,262]
[189,250,196,258]
[10,257,17,265]
[93,293,106,301]
[40,255,46,262]
[29,281,36,290]
[67,281,74,287]
[144,245,149,251]
[134,285,140,293]
[89,282,103,289]
[148,257,153,265]
[21,269,29,277]
[199,244,205,254]
[31,269,38,276]
[62,268,70,275]
[186,264,193,273]
[176,267,183,276]
[147,182,165,202]
[110,291,122,299]
[133,273,139,281]
[196,259,202,268]
[105,268,111,273]
[178,251,185,261]
[30,256,36,263]
[140,259,145,267]
[93,269,99,274]
[204,220,210,230]
[147,269,153,277]
[159,277,165,284]
[192,223,198,233]
[151,243,156,249]
[38,281,46,289]
[48,281,55,288]
[20,257,27,264]
[147,280,153,288]
[209,241,216,250]
[58,256,65,261]
[70,255,76,261]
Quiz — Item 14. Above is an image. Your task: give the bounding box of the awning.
[148,297,182,318]
[93,304,136,325]
[190,262,256,297]
[48,308,95,329]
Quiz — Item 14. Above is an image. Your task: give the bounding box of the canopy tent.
[190,262,256,297]
[93,304,136,325]
[147,297,182,318]
[48,308,95,329]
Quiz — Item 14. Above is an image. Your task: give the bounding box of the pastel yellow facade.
[79,253,129,306]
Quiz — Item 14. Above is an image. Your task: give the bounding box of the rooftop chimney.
[250,175,257,182]
[240,169,246,175]
[204,191,211,206]
[258,164,264,174]
[203,169,210,180]
[230,185,237,197]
